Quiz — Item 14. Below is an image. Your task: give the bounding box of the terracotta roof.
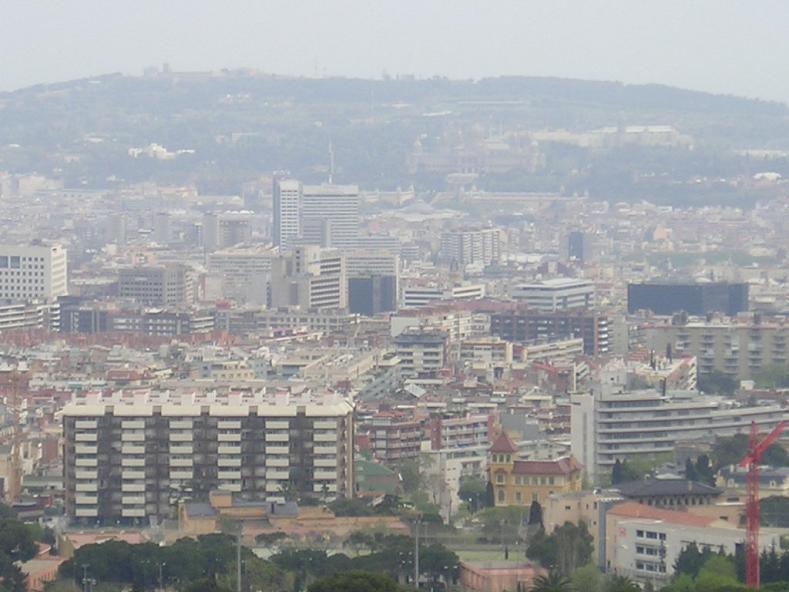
[489,432,518,453]
[512,456,582,476]
[607,501,716,527]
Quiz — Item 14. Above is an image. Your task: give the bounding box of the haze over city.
[1,3,789,592]
[2,1,789,101]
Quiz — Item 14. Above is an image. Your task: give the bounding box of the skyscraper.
[301,184,359,248]
[272,179,302,250]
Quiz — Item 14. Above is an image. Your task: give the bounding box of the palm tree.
[531,571,572,592]
[603,574,640,592]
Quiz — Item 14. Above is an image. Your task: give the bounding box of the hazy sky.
[2,0,789,102]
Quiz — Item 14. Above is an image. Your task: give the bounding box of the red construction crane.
[739,420,786,589]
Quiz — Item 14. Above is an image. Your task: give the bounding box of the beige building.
[645,318,789,380]
[0,243,67,302]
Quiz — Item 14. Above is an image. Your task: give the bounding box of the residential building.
[511,278,595,311]
[365,413,422,463]
[394,328,449,379]
[490,308,609,355]
[489,433,582,506]
[0,243,67,302]
[118,263,194,307]
[644,317,789,380]
[628,281,749,316]
[272,178,302,249]
[570,366,788,483]
[63,390,355,523]
[401,282,486,308]
[427,414,493,450]
[207,245,277,305]
[203,212,253,252]
[605,501,782,587]
[269,246,347,310]
[440,227,502,267]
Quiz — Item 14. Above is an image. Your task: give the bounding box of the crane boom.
[741,420,787,589]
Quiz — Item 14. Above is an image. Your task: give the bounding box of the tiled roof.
[608,501,716,527]
[489,432,518,453]
[615,479,721,497]
[512,456,582,476]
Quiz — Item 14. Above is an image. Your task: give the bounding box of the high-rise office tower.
[270,246,347,310]
[301,184,359,248]
[273,179,302,250]
[0,243,68,302]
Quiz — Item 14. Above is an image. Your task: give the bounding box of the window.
[498,489,505,503]
[496,472,505,484]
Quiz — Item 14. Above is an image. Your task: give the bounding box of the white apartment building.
[511,278,595,311]
[269,246,347,310]
[273,179,302,249]
[208,245,277,305]
[440,227,502,267]
[63,390,355,524]
[401,282,486,308]
[301,183,360,248]
[571,364,788,483]
[0,244,67,302]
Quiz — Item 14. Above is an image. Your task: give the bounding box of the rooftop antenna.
[328,141,335,184]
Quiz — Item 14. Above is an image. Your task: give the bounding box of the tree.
[0,503,37,592]
[685,458,698,482]
[712,434,789,469]
[528,501,544,527]
[478,507,524,544]
[753,364,789,389]
[458,476,487,513]
[695,455,715,486]
[398,460,422,495]
[698,370,738,395]
[527,522,592,576]
[602,574,640,592]
[307,571,402,592]
[674,542,710,578]
[611,459,624,485]
[571,563,601,592]
[530,570,572,592]
[183,576,233,592]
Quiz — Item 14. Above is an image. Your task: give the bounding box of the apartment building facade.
[490,308,609,355]
[511,278,595,311]
[63,390,354,524]
[269,246,347,310]
[645,318,789,380]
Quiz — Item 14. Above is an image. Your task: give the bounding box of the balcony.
[217,482,242,493]
[122,508,146,518]
[314,432,336,442]
[75,433,97,442]
[218,420,241,430]
[266,445,289,455]
[121,458,145,468]
[218,433,241,442]
[266,421,290,430]
[122,470,145,479]
[122,420,145,429]
[76,482,98,492]
[75,508,99,517]
[121,482,145,492]
[265,433,289,442]
[218,470,242,480]
[314,469,337,479]
[313,483,337,493]
[170,458,193,467]
[121,432,145,442]
[314,420,337,429]
[122,495,145,505]
[314,458,337,467]
[75,444,98,455]
[218,445,241,455]
[170,445,193,455]
[170,420,193,429]
[170,470,193,480]
[122,445,145,455]
[218,458,241,467]
[75,420,98,429]
[267,457,289,468]
[170,432,193,442]
[266,470,289,480]
[314,445,337,454]
[75,470,98,479]
[76,458,98,467]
